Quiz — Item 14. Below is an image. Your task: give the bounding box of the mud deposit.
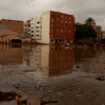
[0,45,105,105]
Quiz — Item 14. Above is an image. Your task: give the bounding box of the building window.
[69,17,71,20]
[51,29,53,33]
[36,30,39,32]
[36,34,39,37]
[37,21,40,24]
[51,34,53,37]
[51,15,54,17]
[65,16,68,19]
[51,24,54,27]
[65,21,67,24]
[57,19,59,23]
[56,24,59,27]
[57,15,59,18]
[36,26,39,28]
[31,31,33,33]
[57,29,59,32]
[61,15,63,18]
[61,29,63,33]
[69,21,71,24]
[51,19,54,23]
[61,20,63,23]
[28,24,31,27]
[61,25,63,29]
[56,35,60,38]
[69,30,71,33]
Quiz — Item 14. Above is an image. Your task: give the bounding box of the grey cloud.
[0,0,105,29]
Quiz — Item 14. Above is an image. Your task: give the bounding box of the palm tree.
[85,17,96,25]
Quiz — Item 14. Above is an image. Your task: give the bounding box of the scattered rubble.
[41,100,57,105]
[96,75,105,81]
[0,91,17,102]
[56,92,63,97]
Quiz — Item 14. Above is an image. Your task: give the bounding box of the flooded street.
[0,44,105,105]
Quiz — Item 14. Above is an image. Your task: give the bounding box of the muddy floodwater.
[0,44,105,105]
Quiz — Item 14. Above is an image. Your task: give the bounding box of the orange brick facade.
[50,11,75,42]
[0,19,24,37]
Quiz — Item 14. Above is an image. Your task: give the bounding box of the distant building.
[0,19,24,43]
[96,26,102,40]
[0,29,19,43]
[24,20,31,37]
[31,17,42,40]
[75,22,102,40]
[25,11,75,44]
[24,17,42,39]
[91,24,97,32]
[90,24,102,40]
[102,31,105,39]
[0,19,24,37]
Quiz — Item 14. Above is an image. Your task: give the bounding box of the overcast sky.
[0,0,105,29]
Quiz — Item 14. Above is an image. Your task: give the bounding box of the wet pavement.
[0,44,105,105]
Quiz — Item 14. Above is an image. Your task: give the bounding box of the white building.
[24,20,31,37]
[24,17,42,39]
[35,11,50,44]
[30,17,42,39]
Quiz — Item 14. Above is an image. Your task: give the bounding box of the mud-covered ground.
[0,45,105,105]
[1,64,105,105]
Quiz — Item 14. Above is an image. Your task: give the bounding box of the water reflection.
[0,44,23,65]
[49,47,74,76]
[74,48,97,63]
[23,45,74,77]
[0,44,102,77]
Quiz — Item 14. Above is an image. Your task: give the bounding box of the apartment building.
[24,20,31,37]
[0,19,24,37]
[31,17,42,39]
[37,11,75,44]
[25,11,75,44]
[24,17,42,39]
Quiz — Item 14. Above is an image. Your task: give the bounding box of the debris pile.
[0,91,17,102]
